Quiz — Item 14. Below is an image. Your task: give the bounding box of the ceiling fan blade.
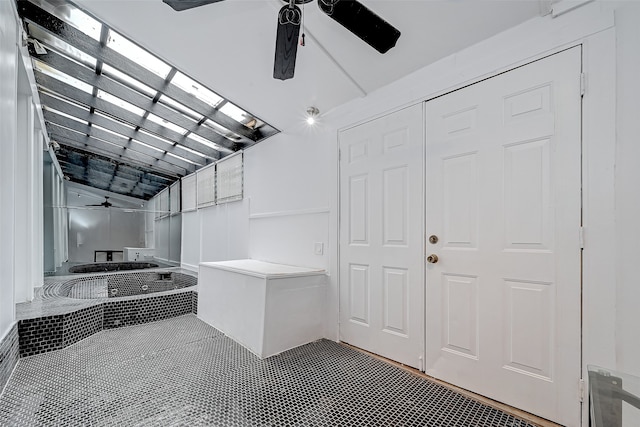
[162,0,226,12]
[85,204,103,207]
[273,4,302,81]
[317,0,400,54]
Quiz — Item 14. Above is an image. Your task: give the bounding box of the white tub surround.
[198,259,327,359]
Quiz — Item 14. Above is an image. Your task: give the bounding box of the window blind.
[181,174,197,212]
[216,152,243,204]
[197,164,216,207]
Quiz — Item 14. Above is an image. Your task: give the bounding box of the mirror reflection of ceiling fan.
[85,196,117,208]
[162,0,401,80]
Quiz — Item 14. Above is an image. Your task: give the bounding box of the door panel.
[339,104,424,369]
[426,47,582,426]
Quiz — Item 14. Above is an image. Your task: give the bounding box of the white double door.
[340,47,582,426]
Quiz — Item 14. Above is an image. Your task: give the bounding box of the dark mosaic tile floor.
[0,315,539,427]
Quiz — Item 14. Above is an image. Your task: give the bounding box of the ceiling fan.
[85,196,117,208]
[162,0,401,80]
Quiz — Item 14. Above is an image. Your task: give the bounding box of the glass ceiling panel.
[147,113,188,135]
[219,103,250,125]
[102,64,156,97]
[40,88,91,111]
[138,129,176,149]
[171,71,223,108]
[28,24,97,68]
[33,59,93,94]
[92,123,129,140]
[94,111,136,131]
[165,151,198,165]
[107,29,172,79]
[33,0,102,41]
[203,119,242,142]
[188,132,233,154]
[43,105,88,125]
[159,95,203,121]
[131,139,164,153]
[96,90,145,116]
[177,143,215,159]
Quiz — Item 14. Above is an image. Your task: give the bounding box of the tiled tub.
[16,270,198,357]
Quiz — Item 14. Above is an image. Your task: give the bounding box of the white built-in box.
[198,259,327,358]
[123,247,155,261]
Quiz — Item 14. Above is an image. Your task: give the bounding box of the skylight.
[43,106,88,125]
[219,103,249,123]
[102,64,156,97]
[33,60,93,94]
[165,151,199,165]
[36,0,102,41]
[131,139,164,154]
[171,71,223,108]
[107,29,172,79]
[138,129,175,149]
[188,132,234,154]
[20,0,278,200]
[159,95,203,121]
[28,24,97,68]
[204,119,242,142]
[147,113,189,135]
[94,111,136,131]
[96,90,145,116]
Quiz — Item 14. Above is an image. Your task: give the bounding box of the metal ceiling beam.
[48,125,185,178]
[44,110,195,173]
[18,1,276,142]
[59,159,155,186]
[34,49,238,152]
[65,175,157,200]
[40,92,207,166]
[57,145,174,185]
[59,161,169,193]
[35,72,220,158]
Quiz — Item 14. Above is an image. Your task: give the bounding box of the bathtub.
[68,262,159,274]
[60,271,197,299]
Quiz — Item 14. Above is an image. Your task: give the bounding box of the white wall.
[179,131,331,274]
[151,205,182,265]
[43,159,68,272]
[614,2,640,379]
[180,199,249,271]
[14,60,44,303]
[68,209,146,263]
[0,0,49,334]
[0,0,19,340]
[245,131,331,270]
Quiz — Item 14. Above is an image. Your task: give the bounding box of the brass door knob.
[426,254,439,264]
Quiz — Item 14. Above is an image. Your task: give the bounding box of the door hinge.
[338,149,342,162]
[580,72,586,97]
[579,378,585,402]
[579,226,585,249]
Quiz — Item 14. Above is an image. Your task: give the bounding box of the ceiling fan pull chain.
[300,1,306,46]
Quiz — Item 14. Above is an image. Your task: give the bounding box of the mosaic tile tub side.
[0,324,19,395]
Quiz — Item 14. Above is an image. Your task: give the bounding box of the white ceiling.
[75,0,544,132]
